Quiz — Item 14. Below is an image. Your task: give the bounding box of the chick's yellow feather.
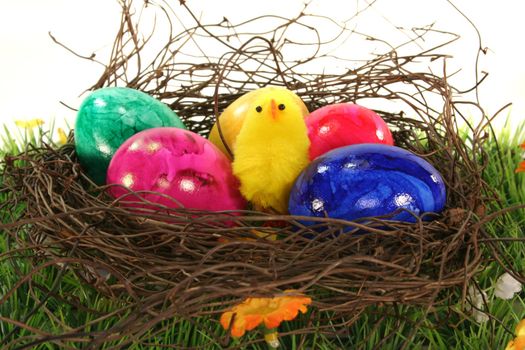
[208,86,309,159]
[232,90,310,213]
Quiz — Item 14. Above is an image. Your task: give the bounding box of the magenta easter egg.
[306,103,394,160]
[106,128,246,212]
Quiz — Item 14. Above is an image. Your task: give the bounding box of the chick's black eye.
[255,106,262,113]
[278,104,286,111]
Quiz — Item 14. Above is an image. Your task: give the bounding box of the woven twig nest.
[1,1,496,347]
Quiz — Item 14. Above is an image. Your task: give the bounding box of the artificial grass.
[1,120,524,349]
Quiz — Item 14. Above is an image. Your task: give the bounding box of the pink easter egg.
[106,127,246,212]
[306,103,394,160]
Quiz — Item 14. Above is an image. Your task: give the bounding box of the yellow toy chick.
[208,86,309,159]
[232,88,310,213]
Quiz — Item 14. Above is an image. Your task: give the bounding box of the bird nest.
[0,1,502,348]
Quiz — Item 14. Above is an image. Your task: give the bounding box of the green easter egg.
[75,87,186,185]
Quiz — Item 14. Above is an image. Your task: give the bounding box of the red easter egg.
[306,103,394,160]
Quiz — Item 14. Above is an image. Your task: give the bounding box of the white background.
[0,0,523,139]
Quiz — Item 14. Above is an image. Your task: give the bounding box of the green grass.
[1,119,525,349]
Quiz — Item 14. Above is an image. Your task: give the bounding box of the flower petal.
[513,337,525,350]
[516,161,525,173]
[264,311,285,329]
[220,311,234,330]
[495,273,522,300]
[473,309,489,323]
[466,285,486,310]
[243,314,263,332]
[15,118,45,128]
[281,302,301,321]
[516,319,525,337]
[298,304,308,314]
[230,322,246,338]
[57,128,68,144]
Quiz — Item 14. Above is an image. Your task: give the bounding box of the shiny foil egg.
[106,128,246,212]
[288,144,446,224]
[306,103,393,160]
[75,87,186,185]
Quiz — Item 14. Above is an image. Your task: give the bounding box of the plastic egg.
[106,128,246,212]
[75,87,186,185]
[288,144,446,224]
[208,86,309,158]
[306,103,393,160]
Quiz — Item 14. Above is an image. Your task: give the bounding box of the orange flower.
[505,319,525,350]
[516,161,525,173]
[220,291,312,338]
[517,142,525,173]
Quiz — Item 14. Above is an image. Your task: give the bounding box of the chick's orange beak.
[270,99,277,120]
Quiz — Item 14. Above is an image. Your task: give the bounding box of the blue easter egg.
[288,144,446,224]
